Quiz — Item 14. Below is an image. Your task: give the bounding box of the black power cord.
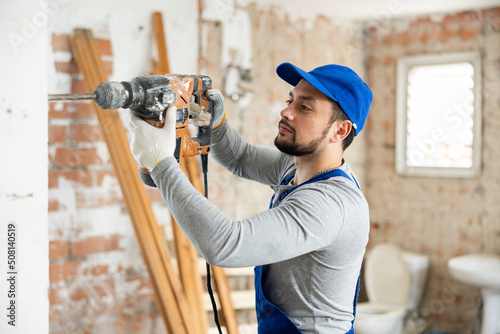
[201,154,223,334]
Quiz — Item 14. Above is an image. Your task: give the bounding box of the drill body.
[93,74,213,186]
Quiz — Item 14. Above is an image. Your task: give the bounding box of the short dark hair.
[329,100,355,151]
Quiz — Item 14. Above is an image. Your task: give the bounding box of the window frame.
[395,51,482,178]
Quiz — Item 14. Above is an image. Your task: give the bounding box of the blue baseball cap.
[276,62,373,136]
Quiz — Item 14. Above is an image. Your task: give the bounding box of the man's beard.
[274,120,330,156]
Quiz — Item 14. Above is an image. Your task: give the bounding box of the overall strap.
[270,168,360,208]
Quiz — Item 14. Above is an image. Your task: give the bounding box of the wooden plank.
[152,11,170,74]
[151,11,208,334]
[212,266,240,334]
[70,28,194,334]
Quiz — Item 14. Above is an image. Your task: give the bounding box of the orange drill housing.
[92,74,213,186]
[134,75,213,159]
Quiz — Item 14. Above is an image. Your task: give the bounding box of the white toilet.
[354,243,429,334]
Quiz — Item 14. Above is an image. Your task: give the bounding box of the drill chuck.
[93,76,175,121]
[94,82,132,109]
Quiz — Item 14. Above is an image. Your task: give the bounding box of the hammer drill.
[49,74,213,187]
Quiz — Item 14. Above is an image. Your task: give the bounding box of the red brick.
[384,32,416,46]
[49,259,84,282]
[442,11,480,25]
[410,17,433,29]
[460,25,481,40]
[49,169,93,188]
[49,125,66,144]
[91,264,110,276]
[71,79,89,94]
[48,149,54,166]
[52,33,113,56]
[95,38,113,57]
[48,308,60,324]
[380,120,393,130]
[48,199,59,211]
[54,59,80,75]
[400,31,416,46]
[71,234,121,257]
[49,102,95,120]
[69,123,103,143]
[69,279,115,301]
[421,25,441,44]
[55,147,103,167]
[48,287,65,305]
[438,27,460,42]
[95,169,116,186]
[51,33,71,52]
[49,240,70,260]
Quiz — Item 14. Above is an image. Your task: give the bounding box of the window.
[396,52,482,177]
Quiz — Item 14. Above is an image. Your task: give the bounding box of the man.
[128,62,373,334]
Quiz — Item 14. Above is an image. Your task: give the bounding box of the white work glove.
[128,104,177,172]
[207,89,225,129]
[189,89,225,129]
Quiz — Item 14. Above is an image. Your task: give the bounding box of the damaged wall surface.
[364,8,500,333]
[47,1,198,332]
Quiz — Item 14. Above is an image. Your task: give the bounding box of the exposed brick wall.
[364,8,500,333]
[48,33,169,334]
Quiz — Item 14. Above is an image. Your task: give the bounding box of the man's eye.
[285,99,292,106]
[301,105,311,111]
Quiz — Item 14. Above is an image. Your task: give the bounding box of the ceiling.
[252,0,500,21]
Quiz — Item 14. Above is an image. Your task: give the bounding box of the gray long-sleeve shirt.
[151,120,369,334]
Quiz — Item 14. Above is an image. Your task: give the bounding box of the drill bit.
[48,93,97,101]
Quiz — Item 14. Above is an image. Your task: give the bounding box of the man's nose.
[280,105,294,121]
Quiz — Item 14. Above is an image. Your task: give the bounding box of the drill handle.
[190,91,214,151]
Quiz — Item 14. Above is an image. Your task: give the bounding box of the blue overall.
[254,169,361,334]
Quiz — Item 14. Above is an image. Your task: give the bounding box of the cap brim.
[276,62,339,103]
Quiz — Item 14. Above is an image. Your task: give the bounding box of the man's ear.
[331,120,352,143]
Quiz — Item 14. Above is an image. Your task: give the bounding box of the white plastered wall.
[48,0,199,92]
[0,1,49,333]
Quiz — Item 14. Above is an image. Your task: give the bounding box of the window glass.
[396,52,481,177]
